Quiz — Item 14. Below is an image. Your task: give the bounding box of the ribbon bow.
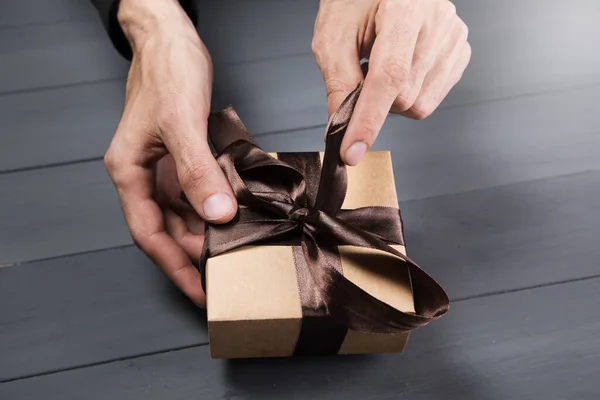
[199,83,449,355]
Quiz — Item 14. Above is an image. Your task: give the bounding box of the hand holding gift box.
[196,83,449,358]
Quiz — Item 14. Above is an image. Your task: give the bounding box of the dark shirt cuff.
[90,0,199,61]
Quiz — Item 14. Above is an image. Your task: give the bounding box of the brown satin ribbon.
[198,83,450,356]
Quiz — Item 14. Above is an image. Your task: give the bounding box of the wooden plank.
[1,171,599,380]
[0,21,129,94]
[0,0,94,27]
[2,277,599,398]
[0,80,123,172]
[399,170,600,300]
[452,0,600,100]
[0,246,208,382]
[0,160,130,264]
[197,0,317,64]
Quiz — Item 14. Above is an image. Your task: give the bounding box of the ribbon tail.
[337,206,406,245]
[314,82,363,216]
[310,211,449,333]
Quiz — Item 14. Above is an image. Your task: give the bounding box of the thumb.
[167,122,237,224]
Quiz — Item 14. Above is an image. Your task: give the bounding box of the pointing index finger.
[341,2,421,165]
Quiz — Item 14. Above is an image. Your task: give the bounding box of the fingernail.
[345,142,368,166]
[203,193,234,220]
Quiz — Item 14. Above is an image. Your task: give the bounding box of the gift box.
[199,83,449,359]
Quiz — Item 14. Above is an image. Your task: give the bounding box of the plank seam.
[453,273,600,302]
[1,244,135,268]
[0,343,208,384]
[398,169,600,203]
[2,273,600,384]
[0,156,105,175]
[0,77,126,98]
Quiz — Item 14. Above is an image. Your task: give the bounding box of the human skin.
[313,0,471,165]
[103,0,470,308]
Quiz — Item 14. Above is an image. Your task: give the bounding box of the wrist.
[117,0,195,51]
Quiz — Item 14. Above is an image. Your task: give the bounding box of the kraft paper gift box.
[199,83,449,359]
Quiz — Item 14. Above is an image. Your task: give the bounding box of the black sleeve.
[90,0,199,61]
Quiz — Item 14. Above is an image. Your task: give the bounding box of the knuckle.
[130,230,144,249]
[465,42,472,59]
[103,149,131,188]
[361,113,382,139]
[129,227,154,252]
[394,89,417,112]
[411,103,434,120]
[103,142,130,188]
[311,32,332,56]
[445,1,457,16]
[458,19,469,41]
[325,77,351,100]
[453,46,471,85]
[103,147,116,173]
[379,58,411,89]
[103,132,125,175]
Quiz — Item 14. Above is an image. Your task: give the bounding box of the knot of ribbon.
[198,83,449,355]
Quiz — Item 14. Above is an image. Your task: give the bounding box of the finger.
[441,43,471,100]
[390,1,459,114]
[179,208,206,236]
[162,112,237,224]
[155,154,198,216]
[312,32,364,117]
[106,158,206,308]
[402,16,469,119]
[402,24,471,120]
[341,1,421,166]
[312,1,369,118]
[164,208,205,261]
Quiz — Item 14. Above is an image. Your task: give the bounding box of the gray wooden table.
[1,1,599,398]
